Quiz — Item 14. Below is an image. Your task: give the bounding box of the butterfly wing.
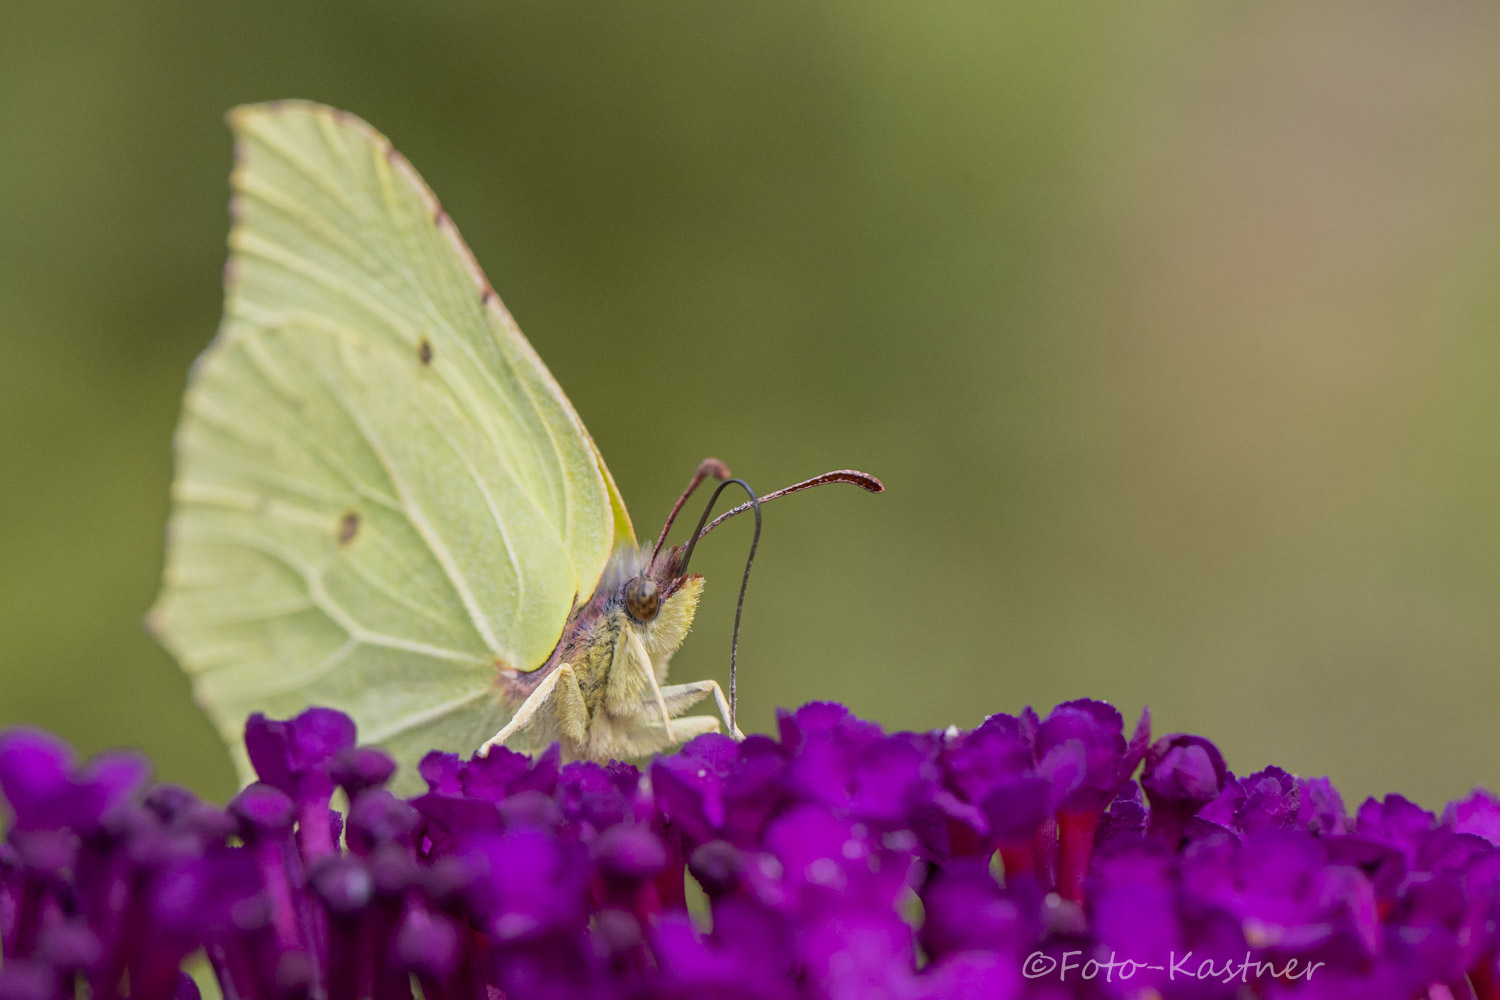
[150,102,634,785]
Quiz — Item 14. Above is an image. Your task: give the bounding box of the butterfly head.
[621,541,699,623]
[584,543,704,669]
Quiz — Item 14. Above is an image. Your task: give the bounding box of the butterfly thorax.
[496,544,705,758]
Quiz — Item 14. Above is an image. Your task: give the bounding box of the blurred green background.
[4,2,1500,807]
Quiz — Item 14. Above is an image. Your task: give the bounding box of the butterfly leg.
[479,664,587,756]
[666,715,723,741]
[605,626,676,740]
[588,714,723,761]
[658,680,745,741]
[627,627,675,740]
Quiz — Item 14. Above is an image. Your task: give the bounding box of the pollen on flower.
[3,700,1500,999]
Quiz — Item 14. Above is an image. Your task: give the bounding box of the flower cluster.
[3,700,1500,999]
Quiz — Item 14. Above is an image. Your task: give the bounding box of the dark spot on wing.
[480,289,496,306]
[434,209,448,226]
[337,511,360,546]
[417,338,433,365]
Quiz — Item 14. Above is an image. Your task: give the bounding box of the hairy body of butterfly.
[488,542,734,762]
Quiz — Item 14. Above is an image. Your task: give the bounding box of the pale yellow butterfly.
[148,102,881,790]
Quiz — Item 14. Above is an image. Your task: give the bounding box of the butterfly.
[147,102,881,790]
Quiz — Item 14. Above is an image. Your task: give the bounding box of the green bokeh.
[4,2,1500,807]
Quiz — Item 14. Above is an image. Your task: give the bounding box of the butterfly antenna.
[695,469,883,540]
[671,468,882,733]
[652,457,731,564]
[677,478,761,733]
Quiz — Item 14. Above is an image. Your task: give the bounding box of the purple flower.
[934,710,1045,861]
[244,708,356,859]
[652,901,797,1000]
[459,742,560,804]
[797,908,917,1000]
[592,821,668,923]
[1033,700,1150,901]
[913,951,1023,1000]
[8,699,1500,1000]
[1142,732,1228,847]
[919,857,1038,961]
[329,746,397,799]
[759,804,913,914]
[1035,700,1148,816]
[1235,765,1300,833]
[0,729,147,833]
[344,789,419,856]
[651,733,787,849]
[687,839,746,898]
[1090,844,1196,994]
[1094,780,1149,855]
[1357,793,1435,865]
[557,759,643,837]
[1296,775,1349,835]
[776,704,938,830]
[393,906,461,986]
[1446,789,1500,846]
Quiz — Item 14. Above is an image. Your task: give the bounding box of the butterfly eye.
[623,575,660,622]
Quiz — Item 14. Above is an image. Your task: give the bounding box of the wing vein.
[310,355,507,659]
[236,120,358,215]
[186,527,490,666]
[361,686,493,743]
[241,637,360,700]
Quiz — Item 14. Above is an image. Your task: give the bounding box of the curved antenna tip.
[839,469,885,494]
[696,468,885,539]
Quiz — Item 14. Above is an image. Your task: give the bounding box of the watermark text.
[1022,950,1324,985]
